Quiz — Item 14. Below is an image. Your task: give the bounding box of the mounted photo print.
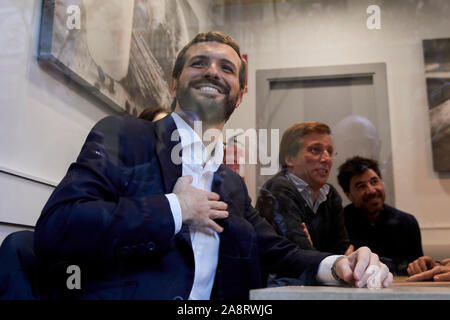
[38,0,199,116]
[423,38,450,172]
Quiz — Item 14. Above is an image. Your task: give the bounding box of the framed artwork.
[423,38,450,172]
[38,0,199,116]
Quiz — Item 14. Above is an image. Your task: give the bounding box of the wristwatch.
[331,256,347,282]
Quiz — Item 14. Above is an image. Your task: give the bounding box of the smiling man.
[257,122,352,256]
[337,156,423,275]
[32,32,392,300]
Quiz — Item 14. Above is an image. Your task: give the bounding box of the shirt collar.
[286,172,330,196]
[171,113,223,172]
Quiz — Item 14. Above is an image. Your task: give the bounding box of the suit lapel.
[212,167,240,257]
[154,115,182,194]
[154,116,191,247]
[212,167,228,230]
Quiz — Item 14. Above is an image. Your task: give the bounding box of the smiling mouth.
[316,168,329,175]
[193,79,227,95]
[198,85,221,94]
[364,193,382,203]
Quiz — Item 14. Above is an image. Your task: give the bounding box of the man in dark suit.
[33,31,392,300]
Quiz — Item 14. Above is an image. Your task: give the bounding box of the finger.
[209,200,228,211]
[377,263,391,287]
[352,248,373,282]
[301,222,308,233]
[205,219,224,233]
[425,256,436,268]
[300,223,313,245]
[209,209,229,220]
[356,253,380,287]
[344,244,354,256]
[408,263,420,276]
[334,257,354,285]
[434,271,450,281]
[300,223,310,238]
[383,271,394,288]
[365,263,390,289]
[407,268,435,282]
[206,191,220,201]
[407,263,413,275]
[409,262,420,275]
[413,261,424,275]
[418,258,428,272]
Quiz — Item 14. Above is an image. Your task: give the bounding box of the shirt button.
[146,241,156,252]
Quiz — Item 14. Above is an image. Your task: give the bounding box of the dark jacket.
[34,115,330,300]
[257,171,350,255]
[344,203,423,275]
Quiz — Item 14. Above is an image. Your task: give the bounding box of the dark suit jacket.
[34,115,330,300]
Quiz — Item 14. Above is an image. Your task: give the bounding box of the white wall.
[219,0,450,259]
[0,0,118,243]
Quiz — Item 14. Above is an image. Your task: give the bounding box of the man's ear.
[284,155,293,167]
[234,90,244,109]
[345,192,353,202]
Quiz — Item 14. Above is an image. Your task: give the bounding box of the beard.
[176,79,238,125]
[361,190,385,214]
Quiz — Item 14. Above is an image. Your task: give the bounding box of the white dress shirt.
[164,113,341,299]
[165,113,223,300]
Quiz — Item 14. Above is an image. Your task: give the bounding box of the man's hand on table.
[407,256,439,276]
[407,265,450,282]
[407,256,450,282]
[334,247,393,288]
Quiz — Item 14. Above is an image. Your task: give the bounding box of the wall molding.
[420,225,450,231]
[0,165,58,188]
[0,221,35,229]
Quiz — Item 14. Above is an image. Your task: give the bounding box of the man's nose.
[204,63,220,78]
[366,183,377,194]
[320,150,332,162]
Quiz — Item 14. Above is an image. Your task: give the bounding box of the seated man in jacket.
[337,156,423,275]
[257,122,352,255]
[32,32,392,300]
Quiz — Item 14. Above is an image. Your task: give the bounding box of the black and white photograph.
[38,0,199,115]
[423,38,450,172]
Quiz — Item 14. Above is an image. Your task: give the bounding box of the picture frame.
[423,38,450,172]
[38,0,199,116]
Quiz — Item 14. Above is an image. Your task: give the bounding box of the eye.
[370,177,380,185]
[191,60,206,68]
[326,148,335,157]
[221,64,234,73]
[309,146,322,156]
